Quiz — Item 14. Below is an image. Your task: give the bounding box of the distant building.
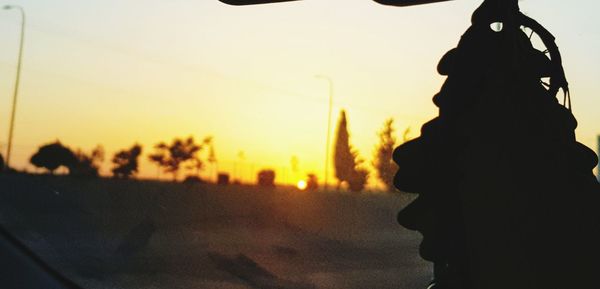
[257,170,276,187]
[217,173,230,185]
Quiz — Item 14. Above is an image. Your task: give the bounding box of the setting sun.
[297,180,308,190]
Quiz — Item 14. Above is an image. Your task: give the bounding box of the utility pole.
[3,5,25,170]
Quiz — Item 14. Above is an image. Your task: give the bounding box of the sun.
[297,180,307,190]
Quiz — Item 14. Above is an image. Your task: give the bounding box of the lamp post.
[315,75,333,192]
[3,5,25,170]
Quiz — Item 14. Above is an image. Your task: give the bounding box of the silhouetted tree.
[112,144,143,179]
[149,136,209,181]
[30,141,78,174]
[70,145,105,177]
[334,110,355,187]
[0,153,4,172]
[333,110,369,192]
[373,118,399,191]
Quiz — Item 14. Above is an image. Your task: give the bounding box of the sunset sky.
[1,0,599,185]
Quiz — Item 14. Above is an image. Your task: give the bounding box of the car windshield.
[1,1,599,289]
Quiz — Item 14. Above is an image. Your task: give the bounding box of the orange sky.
[1,0,600,186]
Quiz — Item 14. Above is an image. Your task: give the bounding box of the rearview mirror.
[373,0,453,6]
[218,0,453,6]
[218,0,299,5]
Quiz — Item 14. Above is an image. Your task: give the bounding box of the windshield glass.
[1,1,599,289]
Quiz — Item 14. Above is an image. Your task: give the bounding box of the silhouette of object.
[257,170,276,187]
[347,168,368,192]
[148,136,203,181]
[373,0,452,7]
[30,141,78,175]
[306,174,319,191]
[112,144,142,179]
[373,118,399,191]
[393,1,600,288]
[218,0,299,5]
[333,110,369,191]
[183,175,204,184]
[598,135,600,182]
[0,153,4,172]
[218,173,230,185]
[70,145,104,178]
[218,0,454,7]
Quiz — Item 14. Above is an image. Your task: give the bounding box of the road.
[0,175,430,289]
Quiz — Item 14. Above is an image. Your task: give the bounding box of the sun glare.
[297,180,308,190]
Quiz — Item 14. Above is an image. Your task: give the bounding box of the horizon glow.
[1,0,599,186]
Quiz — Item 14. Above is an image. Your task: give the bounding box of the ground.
[0,174,429,289]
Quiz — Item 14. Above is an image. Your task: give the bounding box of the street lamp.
[3,5,25,170]
[315,75,333,192]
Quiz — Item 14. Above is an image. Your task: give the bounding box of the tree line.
[334,109,410,192]
[24,136,214,181]
[3,110,405,192]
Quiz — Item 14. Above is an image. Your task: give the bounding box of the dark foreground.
[0,175,428,289]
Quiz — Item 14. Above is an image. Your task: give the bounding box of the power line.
[1,16,428,123]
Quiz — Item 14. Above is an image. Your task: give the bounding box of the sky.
[1,0,600,186]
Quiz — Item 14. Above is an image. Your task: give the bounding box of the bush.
[183,175,204,184]
[70,146,104,178]
[306,174,319,191]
